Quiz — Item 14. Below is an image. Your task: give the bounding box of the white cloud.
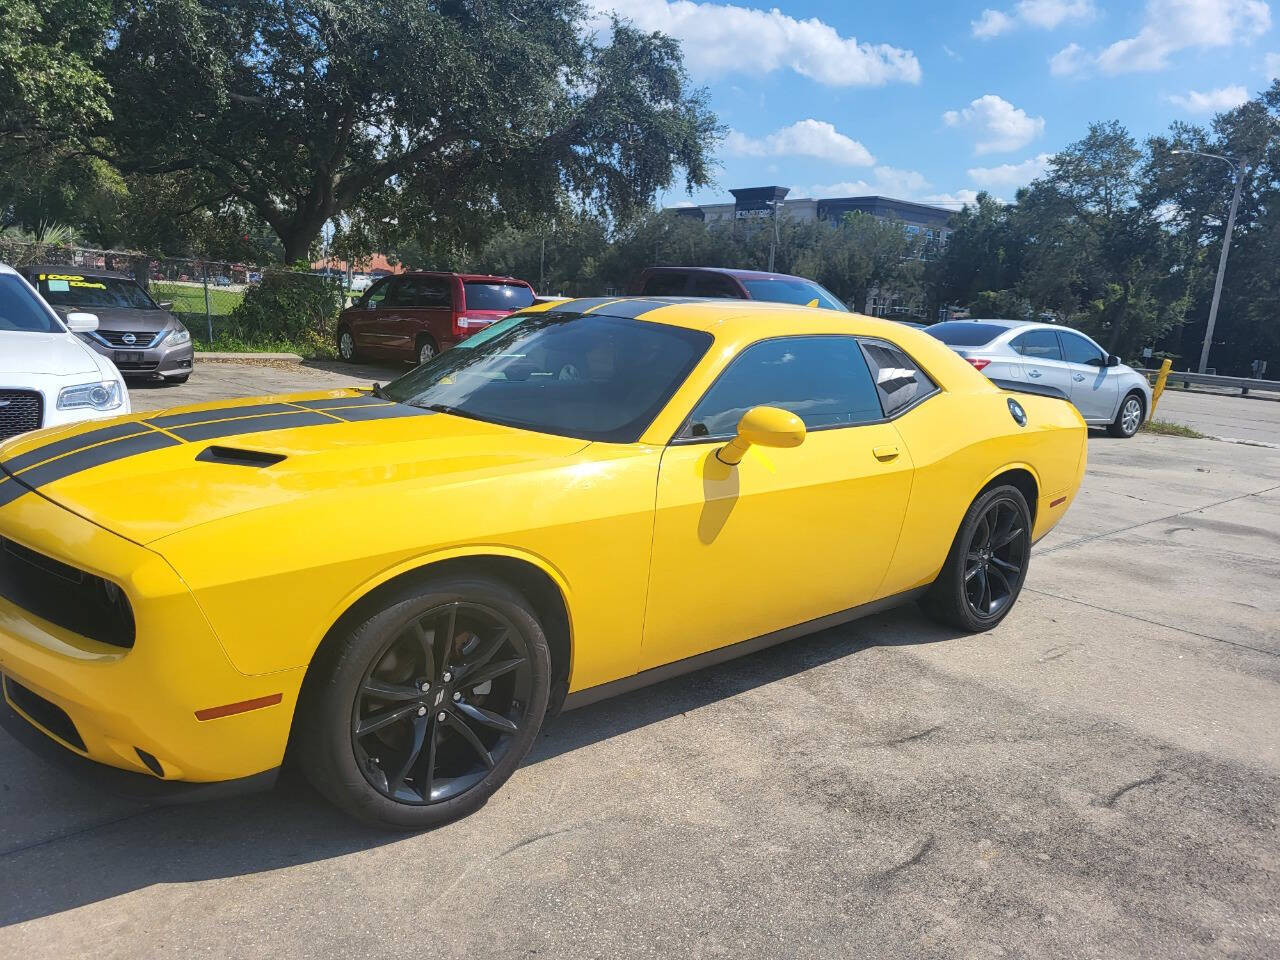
[1097,0,1271,74]
[968,153,1052,188]
[591,0,921,86]
[1265,51,1280,80]
[724,120,875,166]
[972,9,1016,37]
[797,166,932,200]
[943,95,1046,154]
[973,0,1095,38]
[1049,42,1088,75]
[1167,84,1251,111]
[922,190,986,206]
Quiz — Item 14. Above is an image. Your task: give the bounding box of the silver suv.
[927,319,1151,438]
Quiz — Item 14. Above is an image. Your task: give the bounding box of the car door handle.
[1027,370,1042,378]
[873,445,900,462]
[1073,373,1086,382]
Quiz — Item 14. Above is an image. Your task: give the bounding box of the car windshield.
[926,321,1005,346]
[34,272,156,310]
[382,311,712,442]
[463,282,535,311]
[740,277,847,311]
[0,275,60,333]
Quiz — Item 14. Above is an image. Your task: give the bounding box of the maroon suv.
[337,272,535,364]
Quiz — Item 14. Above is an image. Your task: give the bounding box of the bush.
[224,270,343,354]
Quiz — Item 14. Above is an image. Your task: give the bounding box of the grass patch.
[152,281,242,316]
[190,327,336,358]
[1141,418,1206,438]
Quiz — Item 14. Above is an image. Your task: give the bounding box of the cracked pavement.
[1,376,1277,958]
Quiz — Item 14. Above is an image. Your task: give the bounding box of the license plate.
[114,351,144,363]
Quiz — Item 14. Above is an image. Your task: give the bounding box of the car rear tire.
[1108,391,1144,438]
[297,576,551,830]
[416,336,438,366]
[337,328,359,362]
[921,484,1032,633]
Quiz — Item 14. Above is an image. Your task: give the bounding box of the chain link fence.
[0,238,350,350]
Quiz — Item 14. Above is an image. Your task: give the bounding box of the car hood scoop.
[0,390,589,544]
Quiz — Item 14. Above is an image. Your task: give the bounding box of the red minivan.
[336,272,536,364]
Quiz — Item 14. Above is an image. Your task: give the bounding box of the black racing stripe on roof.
[325,403,433,422]
[146,402,301,429]
[289,395,385,410]
[169,411,335,442]
[0,421,153,474]
[546,297,619,312]
[592,298,699,319]
[10,431,181,494]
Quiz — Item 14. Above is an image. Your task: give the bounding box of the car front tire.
[921,484,1032,633]
[1108,392,1144,438]
[337,328,358,362]
[297,575,551,830]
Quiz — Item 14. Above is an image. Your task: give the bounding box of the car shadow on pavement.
[0,604,961,927]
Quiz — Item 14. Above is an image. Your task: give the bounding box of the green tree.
[96,0,719,262]
[794,212,922,312]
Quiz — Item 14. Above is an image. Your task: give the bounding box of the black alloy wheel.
[352,601,533,805]
[962,498,1027,621]
[298,576,551,829]
[921,484,1032,632]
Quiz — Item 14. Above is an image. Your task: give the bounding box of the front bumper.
[0,491,304,788]
[83,334,194,380]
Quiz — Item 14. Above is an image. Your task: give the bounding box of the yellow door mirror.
[716,406,806,465]
[805,298,819,308]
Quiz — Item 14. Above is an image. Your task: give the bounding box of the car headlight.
[166,324,191,346]
[57,381,123,411]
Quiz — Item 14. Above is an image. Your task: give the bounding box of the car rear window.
[739,277,847,311]
[0,275,59,333]
[925,321,1004,346]
[463,282,534,311]
[33,272,156,310]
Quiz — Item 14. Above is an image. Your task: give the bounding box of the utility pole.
[1200,161,1244,374]
[766,199,782,272]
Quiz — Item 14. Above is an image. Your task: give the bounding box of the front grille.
[4,676,86,751]
[0,390,42,442]
[0,535,135,647]
[96,330,160,348]
[114,361,159,371]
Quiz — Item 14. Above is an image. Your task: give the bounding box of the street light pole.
[766,199,781,272]
[1172,147,1251,373]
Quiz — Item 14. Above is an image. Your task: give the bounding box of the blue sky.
[591,0,1279,208]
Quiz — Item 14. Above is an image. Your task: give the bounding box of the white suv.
[0,261,130,443]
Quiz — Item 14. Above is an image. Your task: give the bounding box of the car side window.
[1058,331,1106,366]
[362,277,395,309]
[642,273,689,296]
[420,278,452,307]
[859,340,938,417]
[691,273,742,298]
[391,277,450,308]
[679,336,883,439]
[1011,329,1063,361]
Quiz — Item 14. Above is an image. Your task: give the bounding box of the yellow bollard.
[1151,357,1173,413]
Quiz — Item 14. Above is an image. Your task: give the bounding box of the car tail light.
[966,357,991,371]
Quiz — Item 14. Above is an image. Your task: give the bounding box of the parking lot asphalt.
[1,366,1277,958]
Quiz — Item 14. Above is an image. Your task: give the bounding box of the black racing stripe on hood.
[325,403,433,422]
[168,411,335,442]
[9,431,181,494]
[146,402,301,429]
[289,395,385,410]
[0,477,24,509]
[0,421,153,474]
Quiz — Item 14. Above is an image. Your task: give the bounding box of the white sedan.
[0,261,130,442]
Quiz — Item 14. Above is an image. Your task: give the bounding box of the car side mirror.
[65,311,99,333]
[716,406,806,466]
[157,301,174,311]
[1106,354,1121,367]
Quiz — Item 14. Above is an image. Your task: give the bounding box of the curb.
[195,352,304,361]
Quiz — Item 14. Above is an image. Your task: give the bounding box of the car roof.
[20,263,137,281]
[934,318,1035,330]
[643,265,813,282]
[400,271,531,284]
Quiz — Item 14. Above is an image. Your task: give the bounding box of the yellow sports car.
[0,298,1086,828]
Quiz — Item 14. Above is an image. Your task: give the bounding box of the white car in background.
[349,274,374,292]
[0,262,130,443]
[926,318,1152,438]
